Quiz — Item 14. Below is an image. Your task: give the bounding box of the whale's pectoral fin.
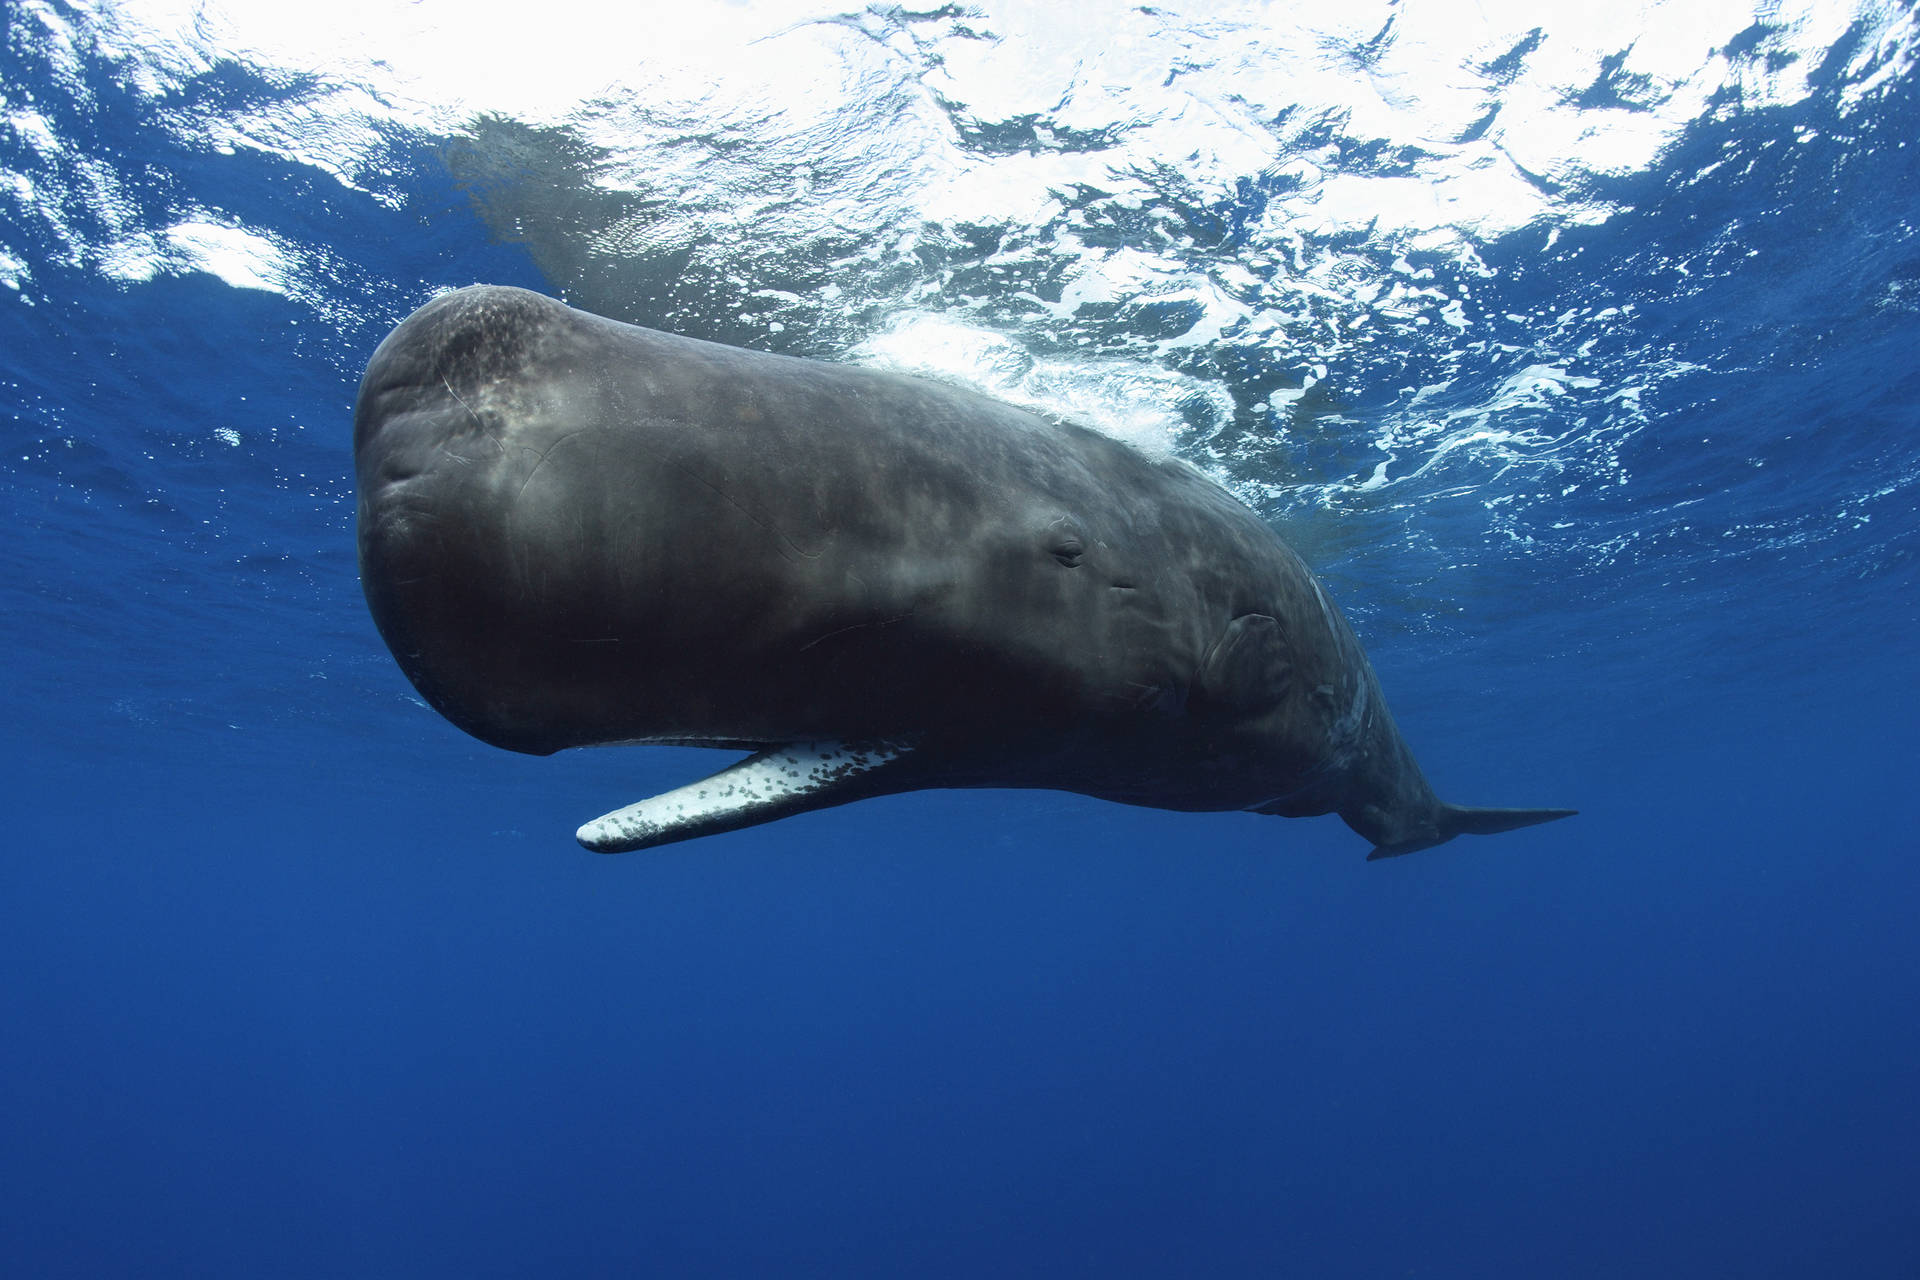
[1364,803,1579,860]
[576,740,920,854]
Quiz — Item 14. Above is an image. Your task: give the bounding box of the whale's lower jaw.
[576,740,917,853]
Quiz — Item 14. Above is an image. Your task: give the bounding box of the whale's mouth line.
[795,611,917,655]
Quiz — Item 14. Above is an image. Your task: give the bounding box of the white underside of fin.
[576,740,908,853]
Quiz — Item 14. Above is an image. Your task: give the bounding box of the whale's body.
[355,285,1571,856]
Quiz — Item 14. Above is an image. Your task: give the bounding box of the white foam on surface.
[19,0,1918,575]
[854,312,1231,456]
[98,219,292,291]
[52,0,1911,283]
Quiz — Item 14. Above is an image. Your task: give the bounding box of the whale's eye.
[1050,536,1085,568]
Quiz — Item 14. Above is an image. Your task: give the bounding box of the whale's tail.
[1362,802,1577,861]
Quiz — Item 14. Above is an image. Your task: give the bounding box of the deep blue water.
[4,3,1919,1276]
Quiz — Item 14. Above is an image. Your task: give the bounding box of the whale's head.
[354,286,617,756]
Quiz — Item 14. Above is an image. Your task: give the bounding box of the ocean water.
[4,1,1918,1275]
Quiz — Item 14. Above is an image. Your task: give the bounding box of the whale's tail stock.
[1361,802,1578,861]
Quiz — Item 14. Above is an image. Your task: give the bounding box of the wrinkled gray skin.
[356,286,1572,857]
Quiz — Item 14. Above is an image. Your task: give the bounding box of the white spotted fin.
[576,741,915,854]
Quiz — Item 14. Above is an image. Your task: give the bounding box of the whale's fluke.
[1364,804,1580,861]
